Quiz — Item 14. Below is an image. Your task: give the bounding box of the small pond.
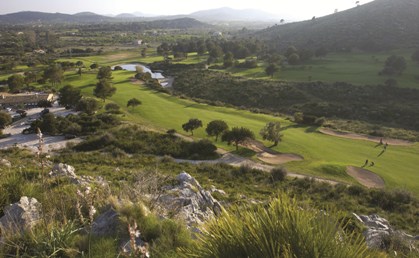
[113,64,164,79]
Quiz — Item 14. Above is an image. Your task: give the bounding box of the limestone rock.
[0,159,11,168]
[353,213,418,250]
[158,171,223,232]
[210,185,227,196]
[92,208,119,236]
[49,163,77,178]
[49,163,108,188]
[0,197,42,233]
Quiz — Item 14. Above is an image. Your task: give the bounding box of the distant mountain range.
[0,11,111,24]
[189,7,280,22]
[256,0,419,51]
[0,7,282,25]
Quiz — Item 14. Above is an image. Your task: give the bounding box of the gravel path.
[175,152,339,185]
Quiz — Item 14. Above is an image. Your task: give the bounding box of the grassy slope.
[229,50,419,88]
[65,67,419,196]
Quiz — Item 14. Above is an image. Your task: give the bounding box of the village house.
[0,93,53,109]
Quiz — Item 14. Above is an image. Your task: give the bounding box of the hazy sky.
[0,0,375,20]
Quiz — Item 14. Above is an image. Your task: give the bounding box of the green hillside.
[257,0,419,51]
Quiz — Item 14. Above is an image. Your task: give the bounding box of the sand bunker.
[244,140,303,165]
[346,166,385,188]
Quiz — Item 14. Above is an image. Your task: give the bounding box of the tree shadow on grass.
[377,149,386,157]
[279,124,299,132]
[305,126,320,133]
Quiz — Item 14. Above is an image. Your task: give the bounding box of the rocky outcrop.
[0,197,42,234]
[354,213,418,250]
[49,163,108,188]
[157,172,223,232]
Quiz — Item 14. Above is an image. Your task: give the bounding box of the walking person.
[363,159,368,167]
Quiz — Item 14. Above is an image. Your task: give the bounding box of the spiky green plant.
[182,194,386,258]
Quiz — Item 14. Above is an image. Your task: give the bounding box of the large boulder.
[91,208,120,236]
[0,197,42,234]
[157,172,223,232]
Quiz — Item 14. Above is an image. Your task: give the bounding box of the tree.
[105,103,121,113]
[206,120,228,141]
[40,113,59,135]
[75,61,84,67]
[260,121,282,146]
[315,47,328,58]
[97,66,113,80]
[127,98,142,109]
[182,118,203,135]
[94,79,116,102]
[209,45,223,60]
[43,64,64,87]
[141,48,147,58]
[7,74,24,93]
[37,99,52,108]
[0,111,12,129]
[223,52,235,68]
[24,71,37,87]
[197,41,207,55]
[287,53,300,65]
[58,85,82,108]
[76,97,100,115]
[90,63,98,70]
[221,127,255,151]
[384,78,398,87]
[380,55,407,75]
[265,64,279,78]
[411,50,419,63]
[285,46,298,58]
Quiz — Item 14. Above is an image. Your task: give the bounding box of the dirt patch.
[346,166,385,188]
[244,140,303,165]
[319,128,414,146]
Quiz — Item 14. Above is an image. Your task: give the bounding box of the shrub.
[105,103,121,114]
[182,195,376,257]
[347,185,366,196]
[271,167,287,182]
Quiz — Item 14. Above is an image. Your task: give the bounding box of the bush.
[105,103,121,114]
[182,195,376,257]
[271,167,287,182]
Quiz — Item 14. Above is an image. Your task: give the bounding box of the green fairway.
[66,68,419,196]
[226,50,419,88]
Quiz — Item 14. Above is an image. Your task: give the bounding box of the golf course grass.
[64,66,419,196]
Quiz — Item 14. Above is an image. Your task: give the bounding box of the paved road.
[1,106,81,152]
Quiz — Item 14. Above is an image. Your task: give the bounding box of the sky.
[0,0,375,21]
